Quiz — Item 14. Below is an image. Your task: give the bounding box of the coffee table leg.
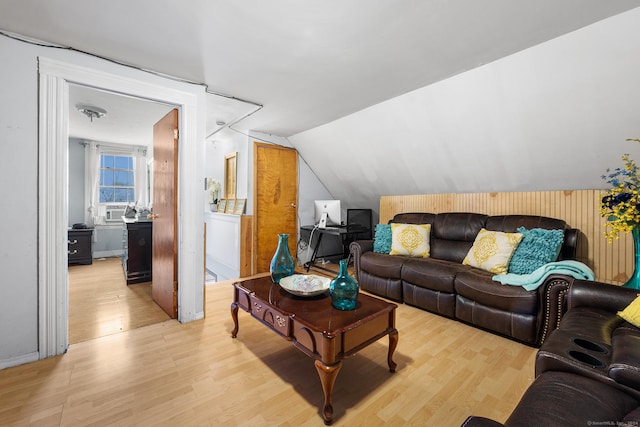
[388,329,398,373]
[314,359,342,425]
[230,301,239,338]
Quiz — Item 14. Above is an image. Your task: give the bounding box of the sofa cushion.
[402,257,471,293]
[360,251,407,279]
[610,326,640,390]
[455,269,538,314]
[404,281,457,318]
[373,223,392,254]
[430,213,488,262]
[508,227,564,274]
[390,212,437,225]
[485,215,567,233]
[501,371,640,427]
[390,223,431,257]
[462,229,523,274]
[358,270,403,302]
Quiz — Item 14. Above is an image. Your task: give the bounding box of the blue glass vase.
[623,228,640,290]
[330,259,359,310]
[270,234,295,284]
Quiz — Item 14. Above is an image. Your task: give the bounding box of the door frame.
[38,57,206,359]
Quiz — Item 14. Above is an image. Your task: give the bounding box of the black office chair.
[343,209,373,261]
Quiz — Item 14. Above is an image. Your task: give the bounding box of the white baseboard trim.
[0,351,39,369]
[93,250,124,259]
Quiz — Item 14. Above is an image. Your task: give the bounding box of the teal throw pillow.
[373,224,392,254]
[508,227,565,274]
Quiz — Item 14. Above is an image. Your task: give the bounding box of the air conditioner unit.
[105,205,126,222]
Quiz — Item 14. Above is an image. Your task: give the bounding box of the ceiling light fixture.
[76,104,107,122]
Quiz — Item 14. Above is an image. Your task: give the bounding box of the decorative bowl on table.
[279,274,330,297]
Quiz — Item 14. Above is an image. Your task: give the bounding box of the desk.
[301,224,368,273]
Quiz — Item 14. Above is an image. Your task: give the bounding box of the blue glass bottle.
[270,233,295,283]
[330,259,359,310]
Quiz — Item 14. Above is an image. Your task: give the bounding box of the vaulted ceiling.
[1,1,638,138]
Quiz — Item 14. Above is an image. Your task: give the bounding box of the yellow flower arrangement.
[600,138,640,242]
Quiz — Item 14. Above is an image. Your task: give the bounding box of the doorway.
[38,57,206,359]
[67,87,178,342]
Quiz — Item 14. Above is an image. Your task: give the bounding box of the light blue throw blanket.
[492,260,595,291]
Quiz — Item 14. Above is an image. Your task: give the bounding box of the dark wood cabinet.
[68,228,93,265]
[122,220,152,285]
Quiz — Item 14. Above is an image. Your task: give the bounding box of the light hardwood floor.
[1,268,536,426]
[68,257,171,343]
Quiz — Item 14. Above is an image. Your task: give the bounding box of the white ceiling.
[68,84,258,146]
[1,1,638,139]
[69,84,172,146]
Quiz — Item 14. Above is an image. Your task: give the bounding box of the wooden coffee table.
[231,275,398,425]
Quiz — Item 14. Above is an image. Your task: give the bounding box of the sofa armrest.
[349,239,373,283]
[460,416,505,427]
[568,279,639,312]
[536,274,574,345]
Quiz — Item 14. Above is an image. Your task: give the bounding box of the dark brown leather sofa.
[349,212,580,346]
[463,280,640,426]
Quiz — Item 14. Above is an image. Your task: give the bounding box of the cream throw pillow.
[463,228,523,274]
[389,223,431,257]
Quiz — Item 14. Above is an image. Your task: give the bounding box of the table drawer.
[249,295,291,337]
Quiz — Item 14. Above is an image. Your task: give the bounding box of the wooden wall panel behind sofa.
[380,190,628,285]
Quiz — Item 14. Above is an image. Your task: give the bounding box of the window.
[99,154,135,203]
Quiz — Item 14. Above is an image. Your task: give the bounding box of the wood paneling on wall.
[240,215,253,277]
[380,190,631,285]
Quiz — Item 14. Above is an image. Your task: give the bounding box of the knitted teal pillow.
[508,227,565,274]
[373,224,392,254]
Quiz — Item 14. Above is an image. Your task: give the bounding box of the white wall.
[0,34,39,366]
[204,128,250,213]
[68,139,86,226]
[289,8,640,221]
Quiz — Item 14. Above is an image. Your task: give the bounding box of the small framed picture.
[234,198,246,215]
[226,198,236,214]
[218,199,227,213]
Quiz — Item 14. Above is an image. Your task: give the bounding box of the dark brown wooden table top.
[235,276,397,335]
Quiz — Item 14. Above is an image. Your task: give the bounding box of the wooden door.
[254,143,299,273]
[152,109,178,318]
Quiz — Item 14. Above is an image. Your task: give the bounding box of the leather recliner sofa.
[349,212,580,346]
[463,280,640,426]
